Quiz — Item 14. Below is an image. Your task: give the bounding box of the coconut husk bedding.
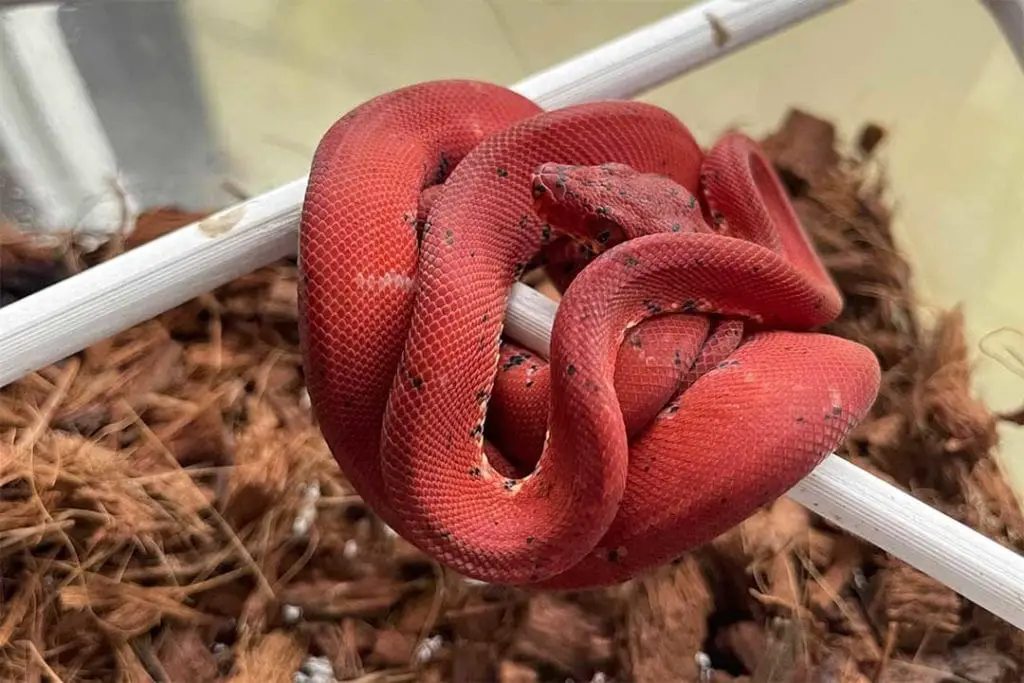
[1,109,1023,683]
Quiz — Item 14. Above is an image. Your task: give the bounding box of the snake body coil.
[298,80,880,589]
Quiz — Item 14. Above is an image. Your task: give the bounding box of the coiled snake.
[297,80,880,589]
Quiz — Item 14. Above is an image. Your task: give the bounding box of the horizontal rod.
[514,0,849,108]
[0,0,847,387]
[789,455,1024,629]
[506,287,1024,630]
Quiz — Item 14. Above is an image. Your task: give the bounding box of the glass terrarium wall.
[1,0,1022,486]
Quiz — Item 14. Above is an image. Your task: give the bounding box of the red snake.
[297,80,881,589]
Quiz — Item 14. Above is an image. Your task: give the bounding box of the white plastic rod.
[0,3,127,232]
[0,0,846,387]
[0,179,307,389]
[789,456,1024,630]
[517,0,848,109]
[504,285,1024,630]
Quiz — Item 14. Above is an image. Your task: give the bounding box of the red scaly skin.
[298,79,881,588]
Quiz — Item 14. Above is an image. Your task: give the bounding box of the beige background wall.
[181,0,1024,489]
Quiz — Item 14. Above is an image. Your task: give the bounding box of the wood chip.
[626,557,713,682]
[498,659,539,683]
[760,109,841,190]
[369,628,416,667]
[451,640,495,683]
[867,561,960,653]
[510,593,611,679]
[227,630,306,683]
[156,627,221,683]
[305,621,365,680]
[716,621,766,673]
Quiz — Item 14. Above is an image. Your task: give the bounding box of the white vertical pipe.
[980,0,1024,68]
[0,3,130,233]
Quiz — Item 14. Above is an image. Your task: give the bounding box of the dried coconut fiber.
[1,109,1023,683]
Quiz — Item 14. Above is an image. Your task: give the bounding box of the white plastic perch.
[1,0,1023,629]
[506,288,1024,629]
